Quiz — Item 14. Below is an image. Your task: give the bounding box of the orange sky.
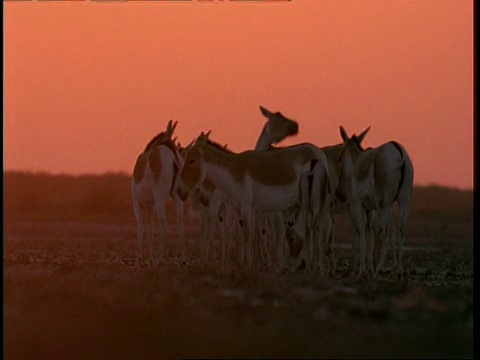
[5,0,473,189]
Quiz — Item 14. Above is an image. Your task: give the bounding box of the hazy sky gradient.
[5,0,473,189]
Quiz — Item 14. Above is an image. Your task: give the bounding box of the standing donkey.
[191,106,300,268]
[131,120,186,267]
[284,127,371,277]
[335,126,414,277]
[176,131,331,272]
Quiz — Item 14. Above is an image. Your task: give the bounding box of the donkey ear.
[185,138,194,149]
[196,130,211,146]
[259,105,273,118]
[185,138,195,151]
[166,119,174,134]
[196,136,206,147]
[357,126,371,144]
[339,126,349,143]
[171,120,178,133]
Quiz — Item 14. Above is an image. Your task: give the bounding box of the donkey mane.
[143,134,180,166]
[322,143,342,151]
[206,139,234,154]
[144,132,167,153]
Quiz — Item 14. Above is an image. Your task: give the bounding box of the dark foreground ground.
[4,175,474,359]
[5,214,473,359]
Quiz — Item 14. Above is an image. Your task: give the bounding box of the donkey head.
[176,131,211,201]
[259,105,299,145]
[179,138,195,158]
[143,120,179,153]
[336,126,371,203]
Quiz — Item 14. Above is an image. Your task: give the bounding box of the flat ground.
[4,174,474,359]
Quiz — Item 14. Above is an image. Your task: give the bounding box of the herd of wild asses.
[131,106,413,278]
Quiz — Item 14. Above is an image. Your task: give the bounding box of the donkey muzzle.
[288,122,299,136]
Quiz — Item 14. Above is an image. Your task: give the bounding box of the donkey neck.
[202,142,242,183]
[254,125,272,151]
[203,142,235,167]
[144,132,167,153]
[200,144,244,201]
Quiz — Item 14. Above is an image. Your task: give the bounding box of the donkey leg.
[198,207,210,264]
[357,228,367,277]
[259,216,272,270]
[245,212,255,271]
[396,203,409,277]
[349,207,367,277]
[230,206,240,267]
[318,214,331,278]
[397,224,405,277]
[374,209,392,276]
[221,205,233,268]
[204,213,215,264]
[154,206,167,267]
[323,213,336,278]
[133,202,145,268]
[148,209,155,267]
[217,209,224,267]
[307,221,316,274]
[274,212,287,273]
[174,196,186,263]
[390,221,398,271]
[366,210,376,276]
[326,215,337,278]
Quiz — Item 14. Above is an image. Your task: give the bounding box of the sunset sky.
[5,0,473,189]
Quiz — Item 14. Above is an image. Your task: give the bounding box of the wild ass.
[176,131,331,272]
[191,106,300,267]
[255,105,299,151]
[284,127,372,276]
[131,120,186,267]
[335,126,414,276]
[286,158,335,276]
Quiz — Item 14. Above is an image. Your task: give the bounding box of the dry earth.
[4,174,474,359]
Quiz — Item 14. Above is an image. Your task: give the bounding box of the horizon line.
[3,169,474,192]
